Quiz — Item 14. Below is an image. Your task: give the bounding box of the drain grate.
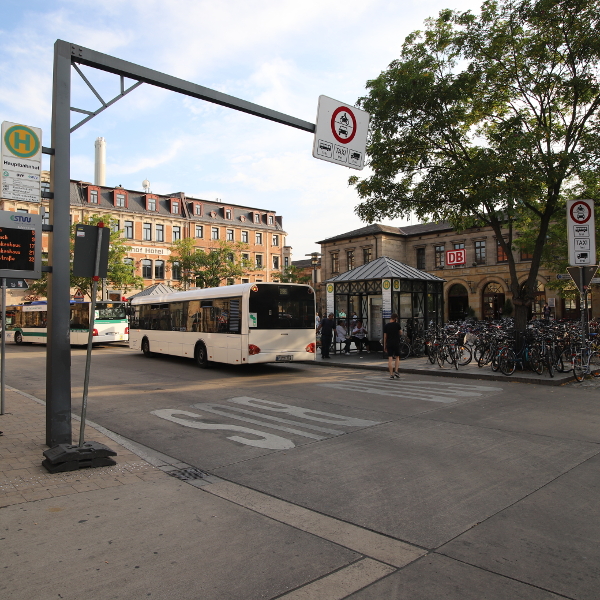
[166,467,207,481]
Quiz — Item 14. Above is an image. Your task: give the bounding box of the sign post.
[313,96,369,170]
[566,200,597,344]
[42,223,117,472]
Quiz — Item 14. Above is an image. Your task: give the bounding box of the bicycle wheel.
[427,343,437,364]
[399,341,411,359]
[437,345,447,368]
[412,338,426,358]
[557,349,572,372]
[499,348,516,376]
[473,344,486,365]
[477,347,491,368]
[456,344,472,366]
[528,348,544,375]
[491,348,502,372]
[589,351,600,377]
[573,355,585,382]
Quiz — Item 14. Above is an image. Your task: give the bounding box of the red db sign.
[446,249,466,266]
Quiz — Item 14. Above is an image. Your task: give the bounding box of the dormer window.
[146,195,157,211]
[194,203,202,216]
[254,213,261,224]
[268,215,274,225]
[171,200,179,214]
[113,189,128,208]
[89,189,98,204]
[225,209,232,220]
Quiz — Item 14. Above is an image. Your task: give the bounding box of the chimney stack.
[94,137,106,186]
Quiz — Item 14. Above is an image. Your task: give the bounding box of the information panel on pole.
[0,210,41,279]
[567,199,596,266]
[1,122,42,204]
[312,96,369,170]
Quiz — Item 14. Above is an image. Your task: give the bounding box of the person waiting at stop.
[344,320,369,354]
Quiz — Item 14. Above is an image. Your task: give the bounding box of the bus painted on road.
[129,283,316,366]
[5,301,129,345]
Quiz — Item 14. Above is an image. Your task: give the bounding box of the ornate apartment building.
[0,173,291,302]
[318,222,589,321]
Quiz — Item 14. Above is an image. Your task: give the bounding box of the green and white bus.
[129,282,316,366]
[5,301,129,345]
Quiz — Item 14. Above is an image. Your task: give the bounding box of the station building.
[0,172,291,302]
[317,222,588,322]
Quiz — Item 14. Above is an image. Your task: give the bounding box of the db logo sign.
[446,249,466,266]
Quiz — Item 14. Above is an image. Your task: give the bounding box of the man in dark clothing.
[383,313,403,378]
[317,313,335,358]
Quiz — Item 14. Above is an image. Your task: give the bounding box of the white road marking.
[192,403,329,440]
[227,397,381,427]
[151,409,295,450]
[319,378,503,403]
[152,398,382,450]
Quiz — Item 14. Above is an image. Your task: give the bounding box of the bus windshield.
[96,303,127,320]
[248,284,314,329]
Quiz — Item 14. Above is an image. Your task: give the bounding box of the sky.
[0,0,483,259]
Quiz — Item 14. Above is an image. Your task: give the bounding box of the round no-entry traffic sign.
[570,201,592,224]
[331,107,357,144]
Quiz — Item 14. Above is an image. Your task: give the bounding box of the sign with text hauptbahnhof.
[1,121,42,203]
[0,211,42,279]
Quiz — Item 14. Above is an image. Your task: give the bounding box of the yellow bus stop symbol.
[4,125,40,159]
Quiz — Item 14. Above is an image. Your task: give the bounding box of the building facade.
[318,222,587,321]
[0,173,291,302]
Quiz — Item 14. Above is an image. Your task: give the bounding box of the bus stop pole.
[78,225,104,447]
[47,40,73,446]
[1,278,5,415]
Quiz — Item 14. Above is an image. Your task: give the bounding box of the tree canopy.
[28,214,143,300]
[168,239,253,290]
[350,0,600,327]
[272,265,312,284]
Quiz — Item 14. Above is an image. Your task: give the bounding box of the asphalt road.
[5,342,600,599]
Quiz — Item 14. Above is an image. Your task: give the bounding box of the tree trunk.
[513,300,529,331]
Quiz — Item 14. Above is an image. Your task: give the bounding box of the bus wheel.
[141,338,153,357]
[195,343,210,368]
[14,331,23,345]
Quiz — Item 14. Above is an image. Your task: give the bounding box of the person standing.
[383,313,403,379]
[317,313,335,358]
[543,303,551,320]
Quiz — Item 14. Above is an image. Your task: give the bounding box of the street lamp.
[306,252,321,286]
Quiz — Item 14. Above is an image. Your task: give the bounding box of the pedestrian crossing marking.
[319,378,503,403]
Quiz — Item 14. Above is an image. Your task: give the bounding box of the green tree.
[28,214,143,300]
[272,265,312,284]
[168,239,253,290]
[349,0,600,329]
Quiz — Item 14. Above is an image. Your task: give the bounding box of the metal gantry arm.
[47,39,316,446]
[70,64,143,133]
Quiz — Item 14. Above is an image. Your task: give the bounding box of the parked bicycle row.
[421,320,600,379]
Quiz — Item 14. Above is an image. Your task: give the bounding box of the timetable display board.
[0,210,41,279]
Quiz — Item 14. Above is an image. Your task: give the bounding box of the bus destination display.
[0,211,41,279]
[0,226,36,271]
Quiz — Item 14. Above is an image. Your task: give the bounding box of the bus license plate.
[276,354,293,362]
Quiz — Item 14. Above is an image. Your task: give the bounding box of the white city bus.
[129,282,316,366]
[5,301,129,345]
